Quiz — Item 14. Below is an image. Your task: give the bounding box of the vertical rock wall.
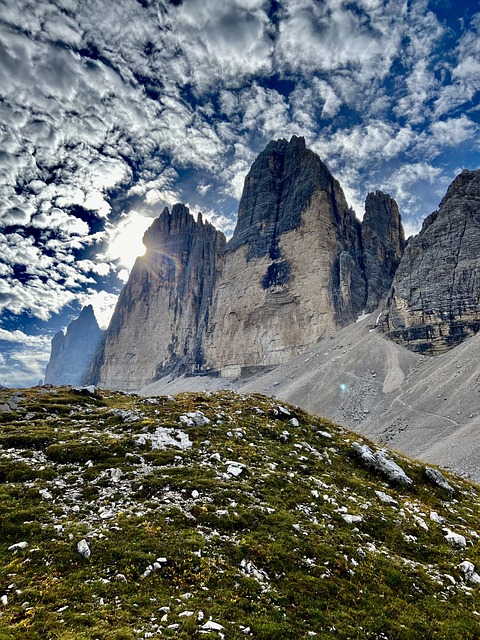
[93,205,226,391]
[362,191,405,313]
[45,305,104,385]
[379,169,480,353]
[82,137,408,391]
[203,137,367,375]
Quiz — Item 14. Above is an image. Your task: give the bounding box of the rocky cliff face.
[89,137,406,391]
[203,136,368,375]
[379,169,480,353]
[362,191,405,313]
[45,305,104,385]
[93,205,226,391]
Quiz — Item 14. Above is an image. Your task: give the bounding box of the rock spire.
[45,305,103,386]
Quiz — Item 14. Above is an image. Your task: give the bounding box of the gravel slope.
[140,312,480,483]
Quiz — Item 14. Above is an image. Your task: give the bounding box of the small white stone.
[1,595,7,606]
[342,514,362,524]
[226,463,244,477]
[192,490,199,499]
[202,620,224,631]
[39,489,53,500]
[77,539,91,559]
[375,491,397,505]
[179,610,194,617]
[430,511,444,524]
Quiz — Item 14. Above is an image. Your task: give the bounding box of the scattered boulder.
[458,561,480,585]
[444,529,467,548]
[179,411,210,427]
[424,467,454,495]
[8,541,28,552]
[77,539,91,559]
[351,442,413,487]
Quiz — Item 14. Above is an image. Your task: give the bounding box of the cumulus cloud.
[0,0,478,386]
[0,328,52,348]
[0,328,52,387]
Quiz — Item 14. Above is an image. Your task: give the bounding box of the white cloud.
[276,0,403,79]
[0,328,51,347]
[314,120,414,166]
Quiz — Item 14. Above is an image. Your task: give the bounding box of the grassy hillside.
[0,386,479,639]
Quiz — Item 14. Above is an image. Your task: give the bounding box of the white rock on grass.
[342,514,363,524]
[77,539,91,559]
[179,411,210,427]
[8,542,28,552]
[459,561,480,585]
[430,511,445,524]
[352,442,413,487]
[136,427,192,450]
[424,467,454,495]
[444,528,467,548]
[226,462,245,477]
[108,468,124,482]
[375,491,398,505]
[202,620,224,631]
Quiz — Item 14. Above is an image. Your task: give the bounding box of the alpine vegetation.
[1,386,480,639]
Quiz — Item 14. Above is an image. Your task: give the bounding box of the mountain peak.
[380,168,480,353]
[439,168,480,207]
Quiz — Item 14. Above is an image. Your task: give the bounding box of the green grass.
[0,386,479,639]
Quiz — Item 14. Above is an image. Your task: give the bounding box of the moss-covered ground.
[0,386,479,639]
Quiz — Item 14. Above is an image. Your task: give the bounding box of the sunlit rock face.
[379,169,480,354]
[87,137,407,391]
[362,191,405,313]
[204,136,367,375]
[93,205,226,391]
[45,305,104,385]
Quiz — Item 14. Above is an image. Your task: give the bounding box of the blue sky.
[0,0,479,387]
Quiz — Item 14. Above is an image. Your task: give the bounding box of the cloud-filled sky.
[0,0,479,387]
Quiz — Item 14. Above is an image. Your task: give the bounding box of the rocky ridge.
[379,169,480,353]
[203,136,368,376]
[45,305,104,386]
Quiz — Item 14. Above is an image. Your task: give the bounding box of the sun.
[106,211,153,272]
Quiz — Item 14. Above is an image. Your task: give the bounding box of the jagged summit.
[204,136,370,375]
[50,138,406,390]
[439,168,480,207]
[45,305,103,386]
[91,203,226,390]
[143,203,217,250]
[229,135,339,259]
